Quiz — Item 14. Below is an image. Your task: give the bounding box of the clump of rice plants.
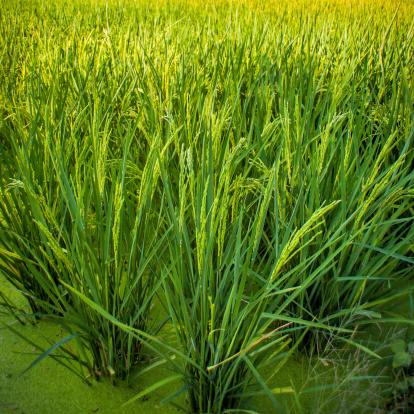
[1,126,166,379]
[141,128,357,411]
[155,138,294,412]
[0,88,167,378]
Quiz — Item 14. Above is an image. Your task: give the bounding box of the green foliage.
[390,339,414,370]
[385,336,414,413]
[0,0,413,412]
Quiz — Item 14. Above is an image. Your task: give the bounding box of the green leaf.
[123,375,184,406]
[390,339,406,354]
[18,334,82,379]
[397,380,409,391]
[393,351,411,368]
[351,242,414,265]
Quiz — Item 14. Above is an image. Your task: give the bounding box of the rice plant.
[0,104,168,378]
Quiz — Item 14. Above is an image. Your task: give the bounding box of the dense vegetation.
[1,0,413,412]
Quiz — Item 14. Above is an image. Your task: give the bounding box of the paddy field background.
[0,0,413,412]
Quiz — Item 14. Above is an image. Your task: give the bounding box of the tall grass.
[0,0,413,411]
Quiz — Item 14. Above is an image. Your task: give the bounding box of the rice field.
[0,0,414,412]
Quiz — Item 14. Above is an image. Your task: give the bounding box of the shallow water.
[1,273,411,413]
